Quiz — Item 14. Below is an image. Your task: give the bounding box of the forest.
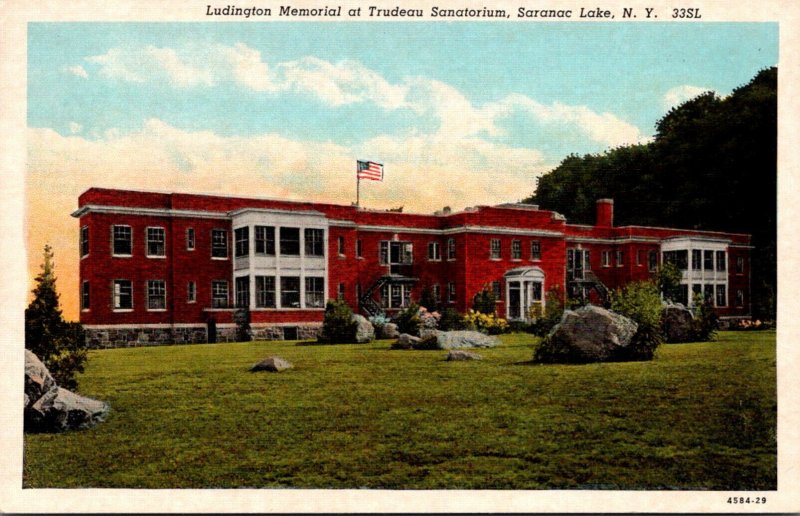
[526,67,777,318]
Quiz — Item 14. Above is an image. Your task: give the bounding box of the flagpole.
[356,173,360,208]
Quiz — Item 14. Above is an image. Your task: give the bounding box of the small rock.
[251,356,293,372]
[392,333,421,349]
[414,330,500,350]
[446,350,482,361]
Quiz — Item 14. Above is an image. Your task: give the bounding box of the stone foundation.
[84,324,322,349]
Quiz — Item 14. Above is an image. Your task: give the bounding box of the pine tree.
[25,245,87,390]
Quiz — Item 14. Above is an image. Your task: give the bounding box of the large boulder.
[662,303,695,343]
[251,356,293,372]
[352,314,375,343]
[415,330,500,350]
[24,350,110,433]
[446,350,482,361]
[26,387,110,433]
[381,323,400,339]
[24,349,56,406]
[536,305,638,363]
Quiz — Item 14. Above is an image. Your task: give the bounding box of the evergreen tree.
[25,245,87,390]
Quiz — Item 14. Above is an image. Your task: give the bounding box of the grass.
[23,331,776,489]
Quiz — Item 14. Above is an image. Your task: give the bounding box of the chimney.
[596,199,614,227]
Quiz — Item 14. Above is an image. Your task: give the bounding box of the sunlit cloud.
[662,85,713,110]
[66,65,88,78]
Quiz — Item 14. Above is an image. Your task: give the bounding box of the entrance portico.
[504,267,545,321]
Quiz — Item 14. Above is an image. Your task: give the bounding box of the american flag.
[357,160,384,181]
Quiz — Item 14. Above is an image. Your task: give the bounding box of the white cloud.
[66,65,88,78]
[663,85,712,110]
[68,122,82,134]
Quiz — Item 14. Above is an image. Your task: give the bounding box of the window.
[337,236,345,256]
[187,281,196,303]
[691,249,702,271]
[305,229,324,257]
[146,227,166,257]
[431,284,441,303]
[648,250,658,272]
[147,280,166,310]
[337,282,345,301]
[113,280,132,310]
[664,250,688,270]
[703,283,714,302]
[427,241,441,261]
[212,280,229,308]
[736,256,745,274]
[703,250,714,271]
[305,277,325,308]
[255,276,275,308]
[447,282,456,303]
[211,229,228,258]
[112,225,132,256]
[80,226,89,257]
[380,283,411,308]
[567,249,590,280]
[234,227,249,258]
[492,281,502,300]
[716,251,726,272]
[716,284,727,307]
[186,228,195,251]
[735,289,744,307]
[280,227,300,256]
[531,241,541,261]
[235,276,250,308]
[356,239,362,258]
[692,283,702,302]
[447,238,456,260]
[81,281,90,310]
[616,250,624,267]
[490,239,501,259]
[601,250,611,267]
[511,240,522,260]
[379,241,413,265]
[280,276,301,307]
[254,226,275,255]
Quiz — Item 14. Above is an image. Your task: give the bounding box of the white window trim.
[146,280,167,312]
[112,279,134,312]
[111,225,133,258]
[80,225,90,259]
[511,240,522,261]
[81,280,90,312]
[187,281,197,304]
[601,250,611,268]
[211,228,229,260]
[616,250,624,267]
[186,227,195,251]
[490,239,501,260]
[447,238,456,261]
[146,226,167,259]
[428,241,441,262]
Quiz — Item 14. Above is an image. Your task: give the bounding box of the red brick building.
[72,188,752,348]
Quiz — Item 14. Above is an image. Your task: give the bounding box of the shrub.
[438,308,467,331]
[419,286,441,313]
[692,293,719,341]
[655,262,683,303]
[471,287,497,315]
[368,313,390,334]
[25,245,88,390]
[463,310,509,335]
[394,303,422,335]
[531,289,566,337]
[318,299,358,343]
[611,281,664,361]
[234,308,252,342]
[394,304,440,336]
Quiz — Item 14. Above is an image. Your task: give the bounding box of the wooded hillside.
[526,68,776,317]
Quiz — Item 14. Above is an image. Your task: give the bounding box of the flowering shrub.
[395,304,440,336]
[368,313,391,333]
[463,309,509,335]
[735,319,771,331]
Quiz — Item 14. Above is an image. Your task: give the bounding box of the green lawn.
[23,331,776,489]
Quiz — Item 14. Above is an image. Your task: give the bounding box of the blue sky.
[29,22,777,160]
